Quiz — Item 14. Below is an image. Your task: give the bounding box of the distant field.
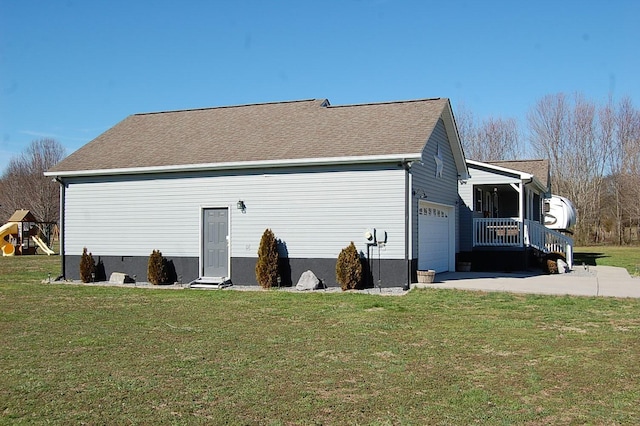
[574,245,640,276]
[1,255,639,424]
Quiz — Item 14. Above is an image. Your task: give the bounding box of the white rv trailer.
[544,195,577,232]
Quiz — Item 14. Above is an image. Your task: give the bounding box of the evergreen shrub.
[255,228,279,288]
[79,247,95,283]
[336,242,363,291]
[148,249,169,285]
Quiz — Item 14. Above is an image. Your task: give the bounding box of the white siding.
[64,166,407,260]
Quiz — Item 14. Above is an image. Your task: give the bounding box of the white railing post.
[565,242,573,269]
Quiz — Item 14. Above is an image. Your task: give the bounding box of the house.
[45,98,469,287]
[458,159,574,271]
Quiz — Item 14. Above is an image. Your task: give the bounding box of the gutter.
[44,153,422,179]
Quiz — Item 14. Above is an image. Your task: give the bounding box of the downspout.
[402,160,412,290]
[521,177,533,247]
[518,181,524,223]
[521,177,533,220]
[53,177,65,279]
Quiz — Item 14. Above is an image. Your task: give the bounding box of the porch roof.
[467,159,550,193]
[486,160,549,189]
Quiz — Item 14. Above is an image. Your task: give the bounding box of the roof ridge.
[134,98,325,116]
[488,159,548,163]
[132,98,445,115]
[327,97,444,109]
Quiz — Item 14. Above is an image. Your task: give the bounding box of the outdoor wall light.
[237,200,246,211]
[413,189,427,199]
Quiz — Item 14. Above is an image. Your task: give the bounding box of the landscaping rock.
[109,272,135,284]
[296,270,323,291]
[557,258,568,274]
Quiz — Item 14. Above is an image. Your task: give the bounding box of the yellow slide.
[31,235,55,255]
[0,222,18,256]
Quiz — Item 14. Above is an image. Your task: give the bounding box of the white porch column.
[518,182,524,223]
[509,182,525,222]
[509,182,525,246]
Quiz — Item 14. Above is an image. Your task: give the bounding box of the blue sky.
[1,0,638,172]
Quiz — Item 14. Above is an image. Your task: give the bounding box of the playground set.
[0,209,56,256]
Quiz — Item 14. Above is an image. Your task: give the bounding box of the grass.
[575,245,640,276]
[1,255,640,424]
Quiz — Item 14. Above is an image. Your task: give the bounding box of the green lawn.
[1,255,639,424]
[575,245,640,276]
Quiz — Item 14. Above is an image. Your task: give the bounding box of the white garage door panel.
[418,203,451,273]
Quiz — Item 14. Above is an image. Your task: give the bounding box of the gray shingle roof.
[487,159,550,189]
[48,98,453,174]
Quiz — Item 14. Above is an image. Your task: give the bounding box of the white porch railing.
[473,218,522,247]
[473,218,574,268]
[525,220,574,269]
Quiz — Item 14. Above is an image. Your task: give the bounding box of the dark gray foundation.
[464,247,539,272]
[63,255,200,284]
[232,257,410,288]
[63,255,413,288]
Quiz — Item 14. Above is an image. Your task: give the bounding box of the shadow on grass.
[573,252,609,266]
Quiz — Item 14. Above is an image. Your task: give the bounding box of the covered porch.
[460,160,574,271]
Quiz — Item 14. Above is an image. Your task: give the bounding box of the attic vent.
[320,99,330,107]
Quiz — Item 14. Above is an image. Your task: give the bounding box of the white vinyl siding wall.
[63,166,407,260]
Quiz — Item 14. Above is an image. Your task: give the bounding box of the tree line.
[2,92,639,246]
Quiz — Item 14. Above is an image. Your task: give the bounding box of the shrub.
[336,242,363,291]
[255,228,279,289]
[148,249,169,285]
[544,252,566,274]
[79,247,95,283]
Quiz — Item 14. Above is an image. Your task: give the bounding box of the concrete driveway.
[413,265,640,298]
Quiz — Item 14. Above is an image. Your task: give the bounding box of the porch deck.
[473,218,574,268]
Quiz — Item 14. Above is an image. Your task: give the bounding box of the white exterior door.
[418,201,453,273]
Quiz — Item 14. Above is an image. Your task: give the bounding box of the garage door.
[418,202,452,273]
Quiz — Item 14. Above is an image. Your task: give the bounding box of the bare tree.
[0,178,5,218]
[600,99,623,244]
[528,93,613,244]
[0,139,66,223]
[528,93,570,192]
[455,103,522,161]
[455,103,479,159]
[614,98,640,243]
[476,117,522,161]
